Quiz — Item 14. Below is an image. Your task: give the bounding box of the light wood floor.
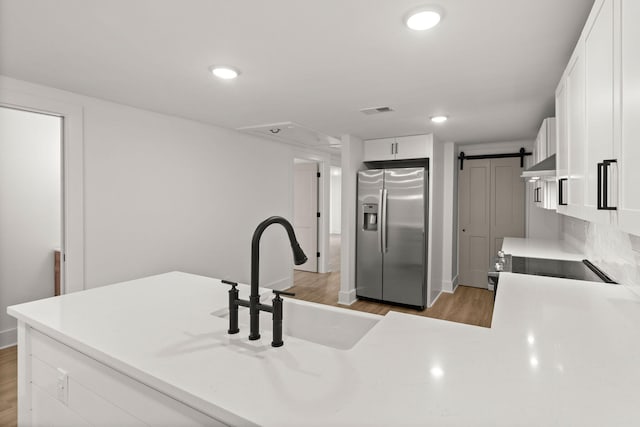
[291,234,494,328]
[0,346,17,427]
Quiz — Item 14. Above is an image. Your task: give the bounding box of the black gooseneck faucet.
[224,216,307,347]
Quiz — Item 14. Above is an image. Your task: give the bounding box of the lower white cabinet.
[364,134,433,161]
[26,328,225,426]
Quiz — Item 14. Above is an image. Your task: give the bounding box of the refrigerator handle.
[378,189,384,253]
[381,188,388,253]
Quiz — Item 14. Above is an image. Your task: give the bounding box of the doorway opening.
[0,106,62,349]
[288,157,342,303]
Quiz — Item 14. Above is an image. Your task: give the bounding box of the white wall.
[562,216,640,295]
[0,107,61,348]
[330,167,341,234]
[0,76,330,301]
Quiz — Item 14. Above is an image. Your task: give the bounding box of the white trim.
[441,274,460,293]
[17,321,32,425]
[338,288,357,305]
[0,328,17,349]
[0,85,85,294]
[452,274,459,292]
[263,277,291,291]
[430,289,443,306]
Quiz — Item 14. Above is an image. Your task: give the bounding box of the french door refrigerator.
[356,167,428,309]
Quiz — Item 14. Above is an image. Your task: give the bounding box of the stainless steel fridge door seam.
[378,188,383,253]
[381,188,388,253]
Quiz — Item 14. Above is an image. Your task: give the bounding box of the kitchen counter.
[502,237,585,261]
[8,271,640,426]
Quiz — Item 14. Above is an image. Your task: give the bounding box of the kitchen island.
[8,271,640,426]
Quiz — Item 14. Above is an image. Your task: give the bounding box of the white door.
[459,157,525,288]
[293,162,318,272]
[458,159,491,288]
[490,158,525,259]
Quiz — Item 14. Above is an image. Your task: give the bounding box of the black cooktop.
[510,256,617,283]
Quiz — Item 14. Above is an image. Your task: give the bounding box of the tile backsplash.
[563,216,640,294]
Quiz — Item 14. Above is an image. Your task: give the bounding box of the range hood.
[521,154,556,179]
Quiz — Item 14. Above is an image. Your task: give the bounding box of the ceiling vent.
[360,106,394,115]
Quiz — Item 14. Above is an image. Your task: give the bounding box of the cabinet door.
[618,0,640,235]
[535,125,546,162]
[545,118,557,157]
[566,46,587,220]
[363,138,395,161]
[556,81,569,214]
[394,134,430,160]
[584,0,615,223]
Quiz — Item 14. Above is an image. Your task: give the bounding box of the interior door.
[293,162,318,272]
[458,159,491,288]
[382,168,426,307]
[489,157,525,260]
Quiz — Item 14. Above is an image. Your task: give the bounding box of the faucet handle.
[221,279,238,289]
[272,289,295,298]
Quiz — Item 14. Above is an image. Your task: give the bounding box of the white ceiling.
[0,0,594,144]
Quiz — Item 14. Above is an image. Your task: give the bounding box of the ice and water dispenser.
[362,203,378,231]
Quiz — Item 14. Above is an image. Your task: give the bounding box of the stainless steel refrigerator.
[356,167,428,308]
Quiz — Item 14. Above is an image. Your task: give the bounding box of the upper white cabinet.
[364,134,433,162]
[363,137,396,161]
[531,117,557,210]
[584,0,615,223]
[555,0,640,236]
[565,46,587,219]
[555,81,569,214]
[618,0,640,235]
[534,118,556,163]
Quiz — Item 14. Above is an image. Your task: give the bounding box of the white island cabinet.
[8,271,640,426]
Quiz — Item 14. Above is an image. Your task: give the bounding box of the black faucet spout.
[248,216,307,341]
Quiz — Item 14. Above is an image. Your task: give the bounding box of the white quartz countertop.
[8,271,640,426]
[502,237,585,260]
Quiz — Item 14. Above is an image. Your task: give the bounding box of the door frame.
[291,152,330,274]
[0,87,85,294]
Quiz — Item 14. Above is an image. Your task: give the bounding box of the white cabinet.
[534,118,556,163]
[565,47,587,220]
[618,0,640,235]
[531,118,557,210]
[554,0,640,235]
[555,81,569,214]
[363,134,432,162]
[584,0,615,223]
[363,137,395,161]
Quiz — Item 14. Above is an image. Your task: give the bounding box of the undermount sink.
[213,298,381,350]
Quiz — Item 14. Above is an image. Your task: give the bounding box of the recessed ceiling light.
[406,9,441,31]
[210,66,240,80]
[430,115,448,123]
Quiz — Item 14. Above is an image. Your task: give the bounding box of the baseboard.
[430,290,443,307]
[263,276,291,291]
[0,328,17,349]
[441,274,459,293]
[338,288,357,305]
